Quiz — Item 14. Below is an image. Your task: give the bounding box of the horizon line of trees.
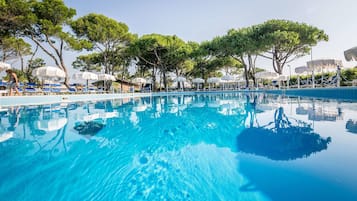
[1,0,329,91]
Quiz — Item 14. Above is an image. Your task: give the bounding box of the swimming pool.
[1,92,357,200]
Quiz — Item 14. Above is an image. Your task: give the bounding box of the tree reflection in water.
[237,106,331,161]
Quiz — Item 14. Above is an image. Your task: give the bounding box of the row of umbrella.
[32,66,116,82]
[0,63,148,90]
[32,66,117,91]
[293,59,343,88]
[174,76,245,84]
[1,64,116,83]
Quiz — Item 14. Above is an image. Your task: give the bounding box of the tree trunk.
[121,72,125,92]
[152,66,157,92]
[163,71,167,91]
[19,52,24,72]
[247,55,257,87]
[238,56,249,88]
[200,67,205,80]
[272,48,283,75]
[59,55,70,88]
[273,58,283,75]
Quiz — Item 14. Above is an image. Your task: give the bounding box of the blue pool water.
[1,93,357,201]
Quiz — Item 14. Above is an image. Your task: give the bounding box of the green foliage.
[28,57,45,69]
[71,13,135,74]
[0,36,32,61]
[72,53,102,72]
[33,0,76,35]
[206,19,328,88]
[210,27,264,87]
[0,37,18,61]
[129,34,192,91]
[212,26,266,58]
[1,0,90,85]
[0,0,37,37]
[341,67,357,86]
[188,41,238,79]
[71,13,132,46]
[256,19,329,74]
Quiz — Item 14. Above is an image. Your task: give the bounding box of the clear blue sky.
[20,0,357,75]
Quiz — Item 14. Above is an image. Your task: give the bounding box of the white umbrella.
[220,75,236,90]
[192,78,204,83]
[0,62,11,71]
[72,72,98,91]
[72,72,98,80]
[132,77,147,84]
[207,77,221,83]
[255,71,279,79]
[173,76,186,90]
[307,59,342,72]
[192,78,204,90]
[255,71,279,88]
[98,73,116,81]
[173,76,186,82]
[295,66,310,74]
[35,118,68,132]
[307,59,342,88]
[276,75,289,81]
[221,75,235,82]
[98,73,116,91]
[344,46,357,61]
[32,66,66,80]
[32,66,66,93]
[207,77,221,90]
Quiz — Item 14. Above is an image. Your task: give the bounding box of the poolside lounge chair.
[24,87,38,94]
[299,77,314,88]
[67,88,77,93]
[321,75,338,87]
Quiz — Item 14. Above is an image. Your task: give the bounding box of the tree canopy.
[71,13,135,74]
[129,34,192,91]
[257,19,329,74]
[208,20,328,87]
[1,0,91,86]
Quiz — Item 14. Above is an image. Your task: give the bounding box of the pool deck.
[1,87,357,107]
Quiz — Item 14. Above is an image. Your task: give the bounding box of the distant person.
[5,69,20,96]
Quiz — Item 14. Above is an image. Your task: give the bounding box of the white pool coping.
[0,93,152,107]
[1,87,356,107]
